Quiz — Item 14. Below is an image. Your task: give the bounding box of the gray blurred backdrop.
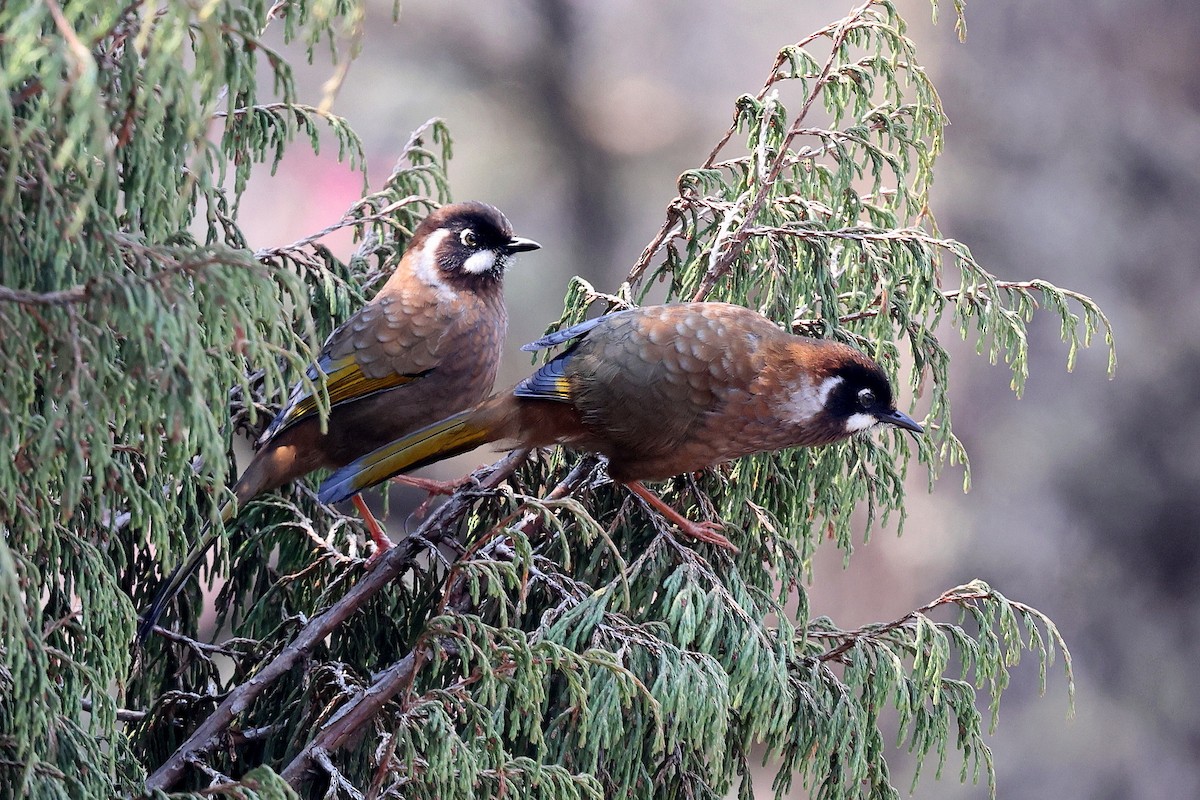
[237,2,1200,797]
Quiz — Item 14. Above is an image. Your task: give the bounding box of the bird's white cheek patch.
[411,229,455,300]
[462,249,499,274]
[785,375,844,423]
[845,412,877,433]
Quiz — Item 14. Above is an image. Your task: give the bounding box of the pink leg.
[352,494,393,556]
[625,481,739,552]
[390,474,466,496]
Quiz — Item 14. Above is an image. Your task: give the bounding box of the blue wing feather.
[520,309,630,352]
[514,354,573,401]
[517,308,635,401]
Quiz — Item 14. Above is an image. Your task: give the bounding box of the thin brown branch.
[254,118,444,272]
[253,196,426,262]
[0,284,89,307]
[626,201,687,288]
[0,242,261,309]
[700,22,836,169]
[788,278,1050,332]
[815,585,991,663]
[44,0,92,79]
[143,449,531,792]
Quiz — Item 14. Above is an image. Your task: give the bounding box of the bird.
[317,302,923,551]
[136,201,540,644]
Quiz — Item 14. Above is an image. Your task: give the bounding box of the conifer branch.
[279,457,598,788]
[690,2,873,300]
[144,449,531,792]
[700,26,835,168]
[253,195,428,261]
[4,3,1092,795]
[0,246,260,308]
[280,652,425,787]
[814,584,992,663]
[629,10,859,288]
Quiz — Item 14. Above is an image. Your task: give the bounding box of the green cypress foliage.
[0,2,1105,798]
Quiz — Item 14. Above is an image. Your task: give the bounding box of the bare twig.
[149,623,255,658]
[81,697,146,724]
[699,22,836,168]
[252,196,427,262]
[44,0,92,78]
[788,278,1056,332]
[0,284,89,307]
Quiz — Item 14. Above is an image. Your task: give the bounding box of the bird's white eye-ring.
[460,229,478,247]
[857,388,876,409]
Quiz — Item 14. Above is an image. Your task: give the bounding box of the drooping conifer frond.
[0,1,372,795]
[2,2,1104,799]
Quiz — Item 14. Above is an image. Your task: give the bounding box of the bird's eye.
[857,388,876,409]
[459,229,478,248]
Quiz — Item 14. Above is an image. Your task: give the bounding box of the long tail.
[318,404,506,506]
[135,461,273,646]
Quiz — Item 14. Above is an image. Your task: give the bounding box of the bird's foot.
[394,474,480,521]
[352,494,393,568]
[363,545,389,571]
[674,518,739,552]
[363,528,394,571]
[625,480,740,553]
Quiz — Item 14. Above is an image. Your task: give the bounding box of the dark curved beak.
[877,408,924,434]
[504,236,541,254]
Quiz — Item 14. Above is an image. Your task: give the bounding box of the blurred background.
[237,1,1200,796]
